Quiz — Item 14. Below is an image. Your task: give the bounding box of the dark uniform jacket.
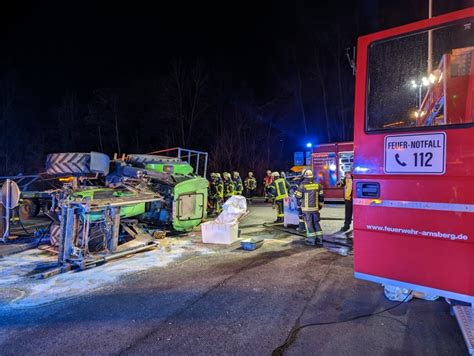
[294,179,324,212]
[234,177,243,194]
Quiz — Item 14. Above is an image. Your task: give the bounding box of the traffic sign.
[384,132,446,174]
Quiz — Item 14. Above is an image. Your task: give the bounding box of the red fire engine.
[311,142,354,201]
[353,7,474,350]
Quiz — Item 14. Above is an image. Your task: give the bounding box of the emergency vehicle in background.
[353,7,474,352]
[311,142,354,201]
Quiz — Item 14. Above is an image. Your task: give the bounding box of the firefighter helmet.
[303,169,314,178]
[248,172,253,177]
[272,171,280,177]
[233,171,240,177]
[223,172,231,179]
[216,173,222,178]
[266,170,271,175]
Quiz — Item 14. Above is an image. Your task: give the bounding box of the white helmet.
[271,171,280,177]
[303,169,314,178]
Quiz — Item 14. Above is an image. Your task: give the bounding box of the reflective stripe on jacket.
[224,180,235,197]
[294,179,324,212]
[245,177,257,190]
[273,178,289,201]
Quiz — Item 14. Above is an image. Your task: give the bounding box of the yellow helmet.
[303,169,314,178]
[223,172,231,179]
[271,171,280,177]
[248,172,253,177]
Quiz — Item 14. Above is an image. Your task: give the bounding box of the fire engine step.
[453,305,474,355]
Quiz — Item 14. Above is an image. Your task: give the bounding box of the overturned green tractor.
[42,150,208,267]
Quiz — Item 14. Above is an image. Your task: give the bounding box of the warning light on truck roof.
[306,142,312,148]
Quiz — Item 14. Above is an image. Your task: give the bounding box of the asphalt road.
[0,204,467,355]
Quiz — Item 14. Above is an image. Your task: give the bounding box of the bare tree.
[163,59,209,148]
[56,92,80,150]
[86,89,122,154]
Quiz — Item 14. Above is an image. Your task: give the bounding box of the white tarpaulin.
[215,195,247,223]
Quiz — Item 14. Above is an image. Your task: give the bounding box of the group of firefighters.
[207,171,258,214]
[208,168,353,247]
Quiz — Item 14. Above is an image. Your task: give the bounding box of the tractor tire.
[127,154,180,167]
[45,152,91,176]
[20,199,41,220]
[41,200,52,214]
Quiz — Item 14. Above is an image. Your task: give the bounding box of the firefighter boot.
[296,222,306,233]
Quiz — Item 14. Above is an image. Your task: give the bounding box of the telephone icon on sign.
[395,153,407,167]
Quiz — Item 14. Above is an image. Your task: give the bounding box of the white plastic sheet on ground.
[215,195,247,224]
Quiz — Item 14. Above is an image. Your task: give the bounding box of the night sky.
[0,0,472,175]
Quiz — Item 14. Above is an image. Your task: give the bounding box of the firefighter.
[337,170,353,233]
[223,172,235,201]
[208,173,224,215]
[271,171,289,223]
[294,169,324,246]
[244,172,257,204]
[233,171,243,195]
[263,170,274,203]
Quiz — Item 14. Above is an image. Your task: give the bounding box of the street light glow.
[422,76,430,86]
